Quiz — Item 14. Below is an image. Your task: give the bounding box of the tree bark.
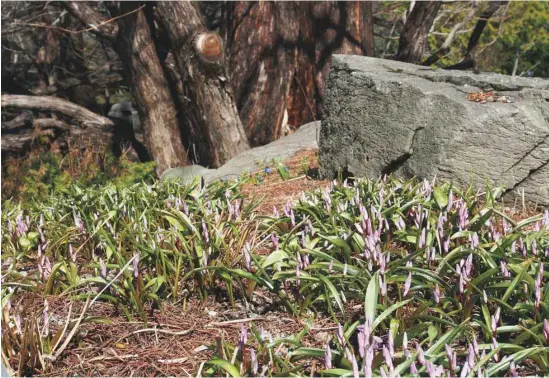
[362,2,375,57]
[64,2,119,39]
[156,1,250,168]
[1,94,113,128]
[2,112,33,130]
[226,2,300,145]
[66,1,189,174]
[395,1,442,63]
[114,2,189,174]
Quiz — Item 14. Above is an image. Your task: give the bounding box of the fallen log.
[1,131,34,153]
[33,118,72,131]
[2,112,33,130]
[1,95,113,128]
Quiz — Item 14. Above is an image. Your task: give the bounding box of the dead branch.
[1,131,34,153]
[1,95,113,128]
[2,112,33,130]
[33,118,71,131]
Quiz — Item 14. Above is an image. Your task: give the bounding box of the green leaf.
[261,249,289,268]
[365,271,379,324]
[318,275,345,316]
[371,298,412,332]
[502,260,531,303]
[433,186,449,208]
[206,358,241,377]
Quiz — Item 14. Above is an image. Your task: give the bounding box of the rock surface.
[161,121,320,184]
[319,55,549,206]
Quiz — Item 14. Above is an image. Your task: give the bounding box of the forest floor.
[5,148,544,377]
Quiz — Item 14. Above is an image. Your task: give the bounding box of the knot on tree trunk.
[194,32,224,63]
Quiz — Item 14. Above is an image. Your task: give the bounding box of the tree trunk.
[395,1,442,63]
[156,1,250,168]
[445,1,505,70]
[65,1,189,175]
[114,2,189,174]
[226,2,300,145]
[286,2,325,128]
[465,1,504,57]
[362,2,375,57]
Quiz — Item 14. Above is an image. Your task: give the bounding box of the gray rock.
[160,164,216,184]
[160,121,320,185]
[319,55,549,206]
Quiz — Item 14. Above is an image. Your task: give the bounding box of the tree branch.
[63,1,119,39]
[1,95,113,128]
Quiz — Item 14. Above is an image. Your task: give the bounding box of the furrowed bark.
[114,3,189,174]
[226,2,299,145]
[156,1,249,168]
[395,1,442,63]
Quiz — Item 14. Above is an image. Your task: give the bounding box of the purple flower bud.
[99,258,107,278]
[509,361,518,378]
[491,315,498,334]
[419,228,426,248]
[337,323,345,347]
[42,299,49,336]
[467,344,475,370]
[290,209,296,227]
[243,243,251,270]
[494,307,501,323]
[543,319,549,343]
[201,220,209,243]
[380,274,387,297]
[410,361,418,375]
[472,334,479,356]
[434,283,441,304]
[396,216,405,231]
[417,344,425,365]
[250,348,258,375]
[492,337,499,362]
[364,344,374,377]
[133,253,140,277]
[465,254,473,276]
[404,272,412,296]
[460,362,469,378]
[388,329,395,355]
[239,324,247,348]
[69,243,77,263]
[443,237,450,253]
[445,344,456,371]
[357,325,367,358]
[271,233,279,250]
[324,343,332,369]
[351,354,360,378]
[383,346,394,371]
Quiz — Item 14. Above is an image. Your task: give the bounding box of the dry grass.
[241,149,331,215]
